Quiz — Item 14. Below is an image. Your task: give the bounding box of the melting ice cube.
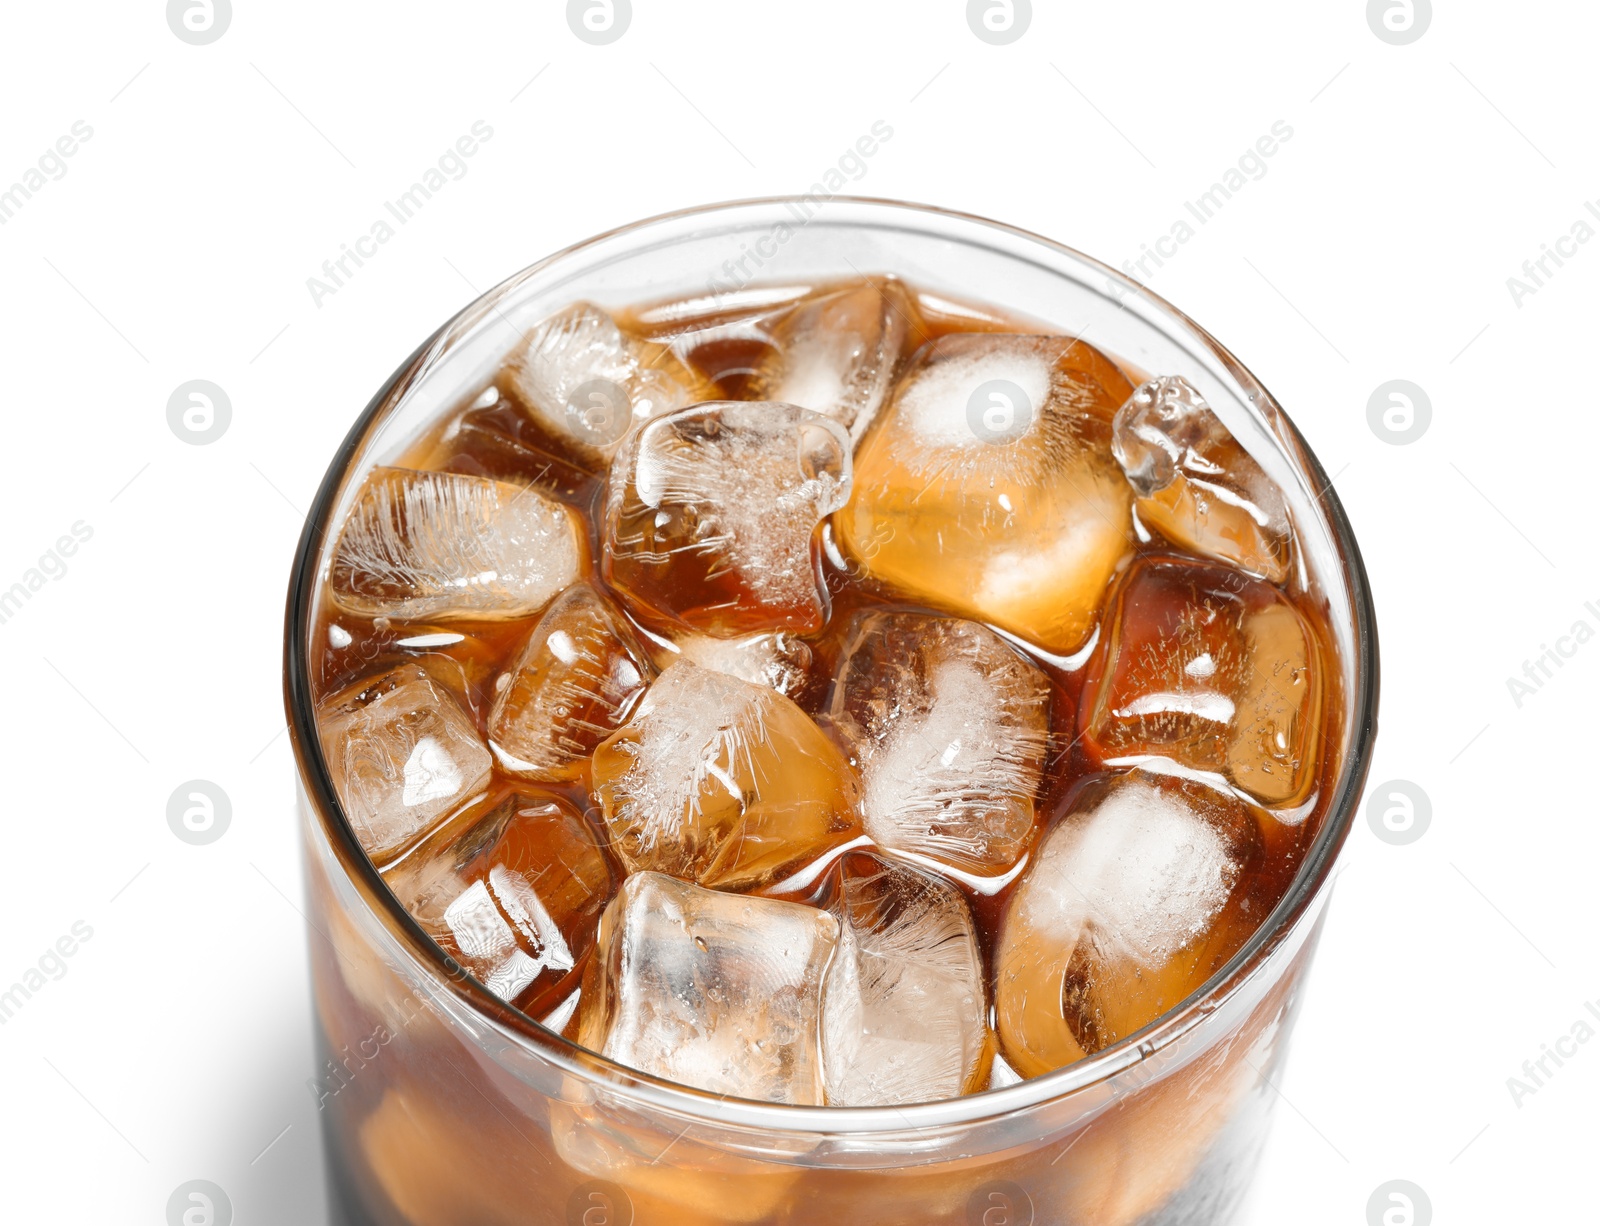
[821,851,991,1106]
[317,664,492,864]
[576,871,838,1105]
[994,770,1261,1077]
[591,660,861,890]
[830,611,1050,875]
[1081,556,1323,806]
[603,401,851,636]
[384,791,614,1015]
[748,278,921,441]
[328,467,583,622]
[504,301,710,468]
[836,334,1135,653]
[488,583,653,782]
[1112,376,1293,582]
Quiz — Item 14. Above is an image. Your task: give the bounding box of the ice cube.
[836,334,1136,653]
[319,622,503,726]
[415,385,598,503]
[994,770,1261,1077]
[1081,556,1324,806]
[487,584,653,782]
[328,467,584,622]
[592,660,862,890]
[649,628,815,701]
[317,664,493,864]
[748,279,921,441]
[576,871,838,1105]
[820,851,991,1106]
[504,301,710,469]
[603,401,852,636]
[830,612,1050,875]
[1113,376,1293,582]
[384,791,614,1016]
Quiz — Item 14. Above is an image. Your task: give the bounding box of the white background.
[0,2,1592,1222]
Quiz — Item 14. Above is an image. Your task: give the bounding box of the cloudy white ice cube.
[648,628,815,699]
[749,279,916,441]
[996,771,1259,1076]
[504,301,704,466]
[328,467,583,622]
[821,852,991,1106]
[830,612,1050,875]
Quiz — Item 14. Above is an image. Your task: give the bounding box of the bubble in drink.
[488,583,653,782]
[821,851,992,1106]
[591,661,862,890]
[317,664,493,864]
[383,791,614,1015]
[836,334,1135,653]
[1081,556,1323,807]
[1112,376,1293,582]
[994,770,1262,1077]
[603,401,851,636]
[577,871,838,1105]
[328,467,584,622]
[748,278,920,440]
[829,611,1050,875]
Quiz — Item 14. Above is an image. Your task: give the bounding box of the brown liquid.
[309,278,1338,1057]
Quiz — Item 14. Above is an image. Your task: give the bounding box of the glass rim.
[283,194,1380,1134]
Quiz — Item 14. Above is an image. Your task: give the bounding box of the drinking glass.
[284,197,1379,1226]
